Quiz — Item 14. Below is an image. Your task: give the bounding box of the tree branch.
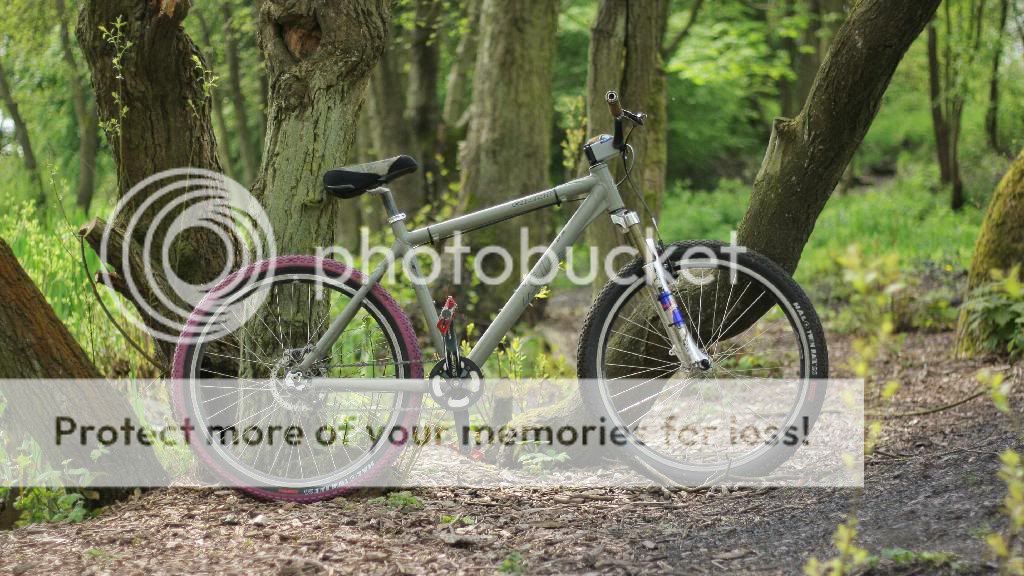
[662,0,704,60]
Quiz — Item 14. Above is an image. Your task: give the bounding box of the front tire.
[577,241,828,484]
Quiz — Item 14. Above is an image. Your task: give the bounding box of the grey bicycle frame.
[295,162,628,380]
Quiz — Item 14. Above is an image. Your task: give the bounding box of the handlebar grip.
[606,90,623,119]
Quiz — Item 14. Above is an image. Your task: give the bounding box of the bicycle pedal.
[436,295,458,335]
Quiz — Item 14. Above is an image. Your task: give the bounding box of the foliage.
[497,551,525,574]
[517,448,570,473]
[961,266,1024,359]
[97,16,132,139]
[0,192,156,378]
[804,517,875,576]
[982,369,1024,575]
[880,547,960,571]
[369,490,423,509]
[804,246,907,574]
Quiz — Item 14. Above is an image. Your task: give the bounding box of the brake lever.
[622,110,646,126]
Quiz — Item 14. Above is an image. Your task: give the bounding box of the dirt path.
[1,331,1019,575]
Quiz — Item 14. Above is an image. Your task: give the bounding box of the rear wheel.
[577,241,828,484]
[171,256,422,502]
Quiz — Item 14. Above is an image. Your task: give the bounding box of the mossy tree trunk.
[957,148,1024,355]
[253,0,392,256]
[78,0,230,365]
[736,0,941,275]
[966,149,1024,290]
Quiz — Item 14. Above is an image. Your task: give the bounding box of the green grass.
[658,166,983,287]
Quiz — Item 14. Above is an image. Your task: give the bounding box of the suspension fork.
[612,210,711,370]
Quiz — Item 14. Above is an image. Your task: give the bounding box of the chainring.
[428,357,484,410]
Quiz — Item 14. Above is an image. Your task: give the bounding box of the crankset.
[427,296,484,411]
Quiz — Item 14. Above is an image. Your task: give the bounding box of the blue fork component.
[657,290,685,327]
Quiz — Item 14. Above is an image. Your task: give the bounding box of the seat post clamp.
[387,212,407,224]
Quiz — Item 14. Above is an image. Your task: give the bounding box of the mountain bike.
[171,91,829,502]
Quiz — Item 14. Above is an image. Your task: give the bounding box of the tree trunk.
[457,0,558,326]
[0,238,166,528]
[927,22,953,186]
[364,22,418,215]
[929,0,985,211]
[439,0,482,192]
[254,0,392,255]
[195,9,237,179]
[78,0,231,364]
[585,0,670,294]
[957,148,1024,355]
[0,59,45,206]
[782,0,846,118]
[221,0,259,186]
[736,0,942,275]
[441,0,482,131]
[986,0,1009,156]
[56,0,100,212]
[406,0,443,208]
[966,148,1024,290]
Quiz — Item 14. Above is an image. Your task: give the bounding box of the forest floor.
[1,325,1021,574]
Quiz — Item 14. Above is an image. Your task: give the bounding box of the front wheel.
[577,241,828,484]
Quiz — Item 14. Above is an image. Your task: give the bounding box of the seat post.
[371,186,406,224]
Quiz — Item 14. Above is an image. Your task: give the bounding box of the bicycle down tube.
[297,163,626,377]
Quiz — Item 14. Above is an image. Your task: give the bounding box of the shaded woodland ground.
[1,326,1019,575]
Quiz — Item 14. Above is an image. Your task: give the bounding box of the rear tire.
[171,256,422,502]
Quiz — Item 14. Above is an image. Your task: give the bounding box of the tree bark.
[0,59,45,206]
[986,0,1009,156]
[56,0,100,212]
[928,0,986,211]
[78,0,231,363]
[439,0,482,193]
[221,0,259,186]
[584,0,670,294]
[406,0,443,208]
[957,147,1024,355]
[441,0,482,131]
[0,238,166,528]
[966,148,1024,291]
[927,21,952,186]
[457,0,558,326]
[254,0,392,255]
[736,0,942,275]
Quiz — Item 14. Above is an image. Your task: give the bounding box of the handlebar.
[606,90,623,119]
